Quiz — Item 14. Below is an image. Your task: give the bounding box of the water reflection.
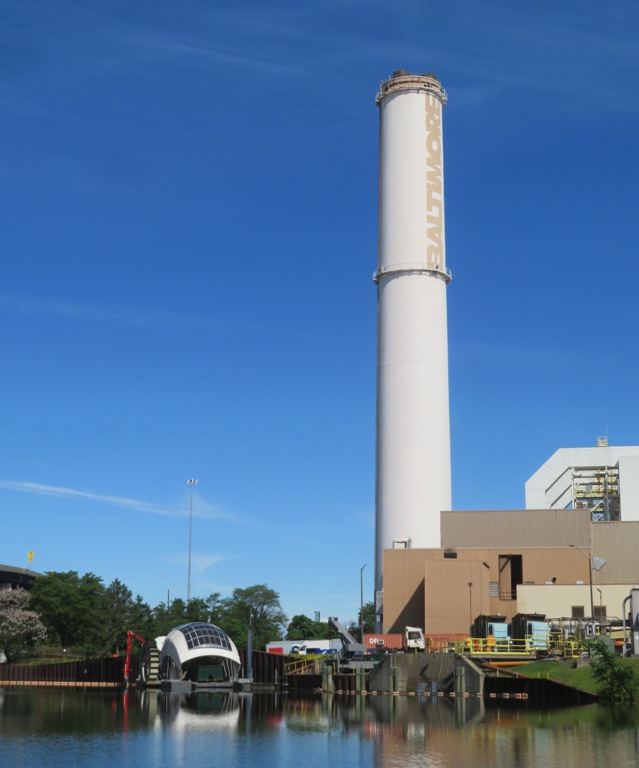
[157,690,241,731]
[2,688,639,768]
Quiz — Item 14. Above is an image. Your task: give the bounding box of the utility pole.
[187,478,198,602]
[360,564,367,643]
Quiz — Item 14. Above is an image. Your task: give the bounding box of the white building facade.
[525,444,639,521]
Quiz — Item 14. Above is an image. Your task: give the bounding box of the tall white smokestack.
[374,71,451,627]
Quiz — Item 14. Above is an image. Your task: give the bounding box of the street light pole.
[570,544,595,619]
[187,478,198,602]
[360,564,367,643]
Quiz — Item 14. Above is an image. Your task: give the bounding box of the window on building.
[572,606,585,618]
[594,605,607,619]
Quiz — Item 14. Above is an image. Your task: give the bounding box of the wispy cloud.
[113,29,303,77]
[0,291,224,332]
[0,480,240,522]
[165,553,233,574]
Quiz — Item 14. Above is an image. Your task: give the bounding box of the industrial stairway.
[141,646,160,686]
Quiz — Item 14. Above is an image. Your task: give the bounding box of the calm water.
[2,687,639,768]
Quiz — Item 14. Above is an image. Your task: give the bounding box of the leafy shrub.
[586,637,639,704]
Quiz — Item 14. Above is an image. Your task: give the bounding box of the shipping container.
[363,633,403,650]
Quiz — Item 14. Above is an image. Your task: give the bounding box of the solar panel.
[176,622,232,651]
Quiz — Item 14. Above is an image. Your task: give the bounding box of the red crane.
[124,630,146,688]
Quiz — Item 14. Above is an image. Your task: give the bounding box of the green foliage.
[128,595,155,642]
[185,598,211,624]
[147,585,286,651]
[30,571,108,651]
[0,589,47,663]
[29,571,154,655]
[286,614,332,641]
[216,584,287,651]
[28,571,287,656]
[347,601,376,637]
[205,592,223,624]
[104,579,133,654]
[151,597,211,637]
[586,637,639,704]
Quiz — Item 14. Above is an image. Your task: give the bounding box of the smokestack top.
[376,71,447,106]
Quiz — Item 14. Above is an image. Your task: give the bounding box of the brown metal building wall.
[425,558,490,635]
[383,549,434,632]
[423,548,594,635]
[383,516,639,635]
[593,522,639,583]
[440,509,591,549]
[384,547,595,635]
[516,548,591,587]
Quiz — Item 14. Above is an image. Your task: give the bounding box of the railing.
[455,636,582,659]
[455,637,531,656]
[373,262,452,284]
[284,655,326,675]
[424,634,468,653]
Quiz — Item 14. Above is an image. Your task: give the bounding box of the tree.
[128,595,155,644]
[105,579,134,654]
[185,598,211,624]
[100,583,155,654]
[586,637,639,704]
[217,584,287,651]
[0,589,47,663]
[206,592,223,625]
[286,614,332,641]
[149,595,210,638]
[151,598,187,637]
[347,601,375,637]
[29,571,110,652]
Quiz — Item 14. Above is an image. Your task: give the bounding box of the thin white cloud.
[113,29,303,77]
[0,291,225,332]
[165,553,233,574]
[0,480,240,522]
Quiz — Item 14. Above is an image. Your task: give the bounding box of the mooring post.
[455,666,465,695]
[322,662,334,692]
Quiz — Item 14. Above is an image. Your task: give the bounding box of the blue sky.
[2,1,638,625]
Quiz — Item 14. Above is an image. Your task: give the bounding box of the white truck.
[404,626,427,652]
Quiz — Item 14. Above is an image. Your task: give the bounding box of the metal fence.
[0,655,132,687]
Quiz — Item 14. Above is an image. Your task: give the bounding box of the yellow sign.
[28,551,34,563]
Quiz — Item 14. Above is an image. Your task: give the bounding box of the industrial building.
[382,487,639,636]
[371,70,639,639]
[525,442,639,520]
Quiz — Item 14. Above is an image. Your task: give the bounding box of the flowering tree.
[0,589,47,663]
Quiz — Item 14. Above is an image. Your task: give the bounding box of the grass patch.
[513,657,639,696]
